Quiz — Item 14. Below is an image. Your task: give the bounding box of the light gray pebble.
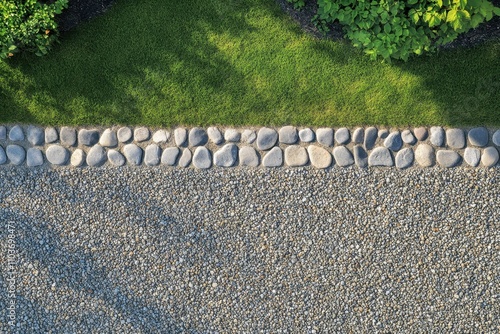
[189,127,208,147]
[107,149,126,167]
[436,150,461,168]
[123,144,143,165]
[193,147,212,169]
[224,129,241,142]
[430,127,445,147]
[45,127,58,143]
[207,127,223,145]
[368,147,393,167]
[464,147,480,167]
[378,129,389,139]
[353,145,368,168]
[415,144,435,167]
[152,130,169,143]
[117,127,132,143]
[335,128,350,145]
[395,148,414,169]
[78,129,99,146]
[401,130,416,145]
[241,129,257,144]
[99,129,118,147]
[27,126,44,146]
[414,127,428,141]
[262,147,283,167]
[178,148,192,167]
[257,128,278,150]
[0,126,5,140]
[9,125,24,141]
[316,128,334,147]
[352,128,364,144]
[364,127,377,150]
[86,145,107,167]
[384,132,403,151]
[174,128,188,147]
[134,127,150,142]
[161,147,180,166]
[468,127,488,147]
[481,147,499,167]
[46,145,69,166]
[26,148,44,167]
[333,146,354,167]
[60,127,77,146]
[307,145,331,169]
[284,145,308,167]
[239,146,259,167]
[279,126,298,144]
[0,146,6,164]
[299,128,315,142]
[446,128,465,149]
[70,149,85,167]
[214,144,238,167]
[492,130,500,146]
[145,144,161,166]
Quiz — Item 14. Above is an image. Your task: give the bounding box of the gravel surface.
[0,166,499,333]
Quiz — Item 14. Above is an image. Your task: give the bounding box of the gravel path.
[1,166,499,333]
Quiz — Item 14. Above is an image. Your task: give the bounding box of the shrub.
[286,0,306,10]
[314,0,500,61]
[0,0,68,59]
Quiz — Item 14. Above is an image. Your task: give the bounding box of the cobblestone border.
[0,125,499,169]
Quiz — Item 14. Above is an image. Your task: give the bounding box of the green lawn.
[0,0,499,126]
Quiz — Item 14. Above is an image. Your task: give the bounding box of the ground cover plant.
[0,0,499,126]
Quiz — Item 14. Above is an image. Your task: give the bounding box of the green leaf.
[447,9,457,22]
[384,23,391,33]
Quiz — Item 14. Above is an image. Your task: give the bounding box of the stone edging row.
[0,125,499,169]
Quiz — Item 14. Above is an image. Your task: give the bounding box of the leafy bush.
[1,0,68,59]
[286,0,306,10]
[314,0,500,61]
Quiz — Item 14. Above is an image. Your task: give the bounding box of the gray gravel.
[0,166,499,333]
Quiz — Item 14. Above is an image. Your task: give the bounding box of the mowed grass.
[0,0,499,126]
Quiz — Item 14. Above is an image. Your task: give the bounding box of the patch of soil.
[57,0,117,31]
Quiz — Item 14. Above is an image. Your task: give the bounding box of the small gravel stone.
[352,128,364,144]
[333,146,354,167]
[284,145,308,167]
[401,130,416,145]
[446,128,465,149]
[468,127,489,147]
[262,147,283,167]
[481,147,499,167]
[144,144,161,166]
[70,149,85,167]
[107,149,126,167]
[207,127,223,145]
[279,126,298,144]
[353,145,368,168]
[134,127,150,142]
[415,144,435,167]
[378,129,389,139]
[45,145,69,165]
[117,127,132,143]
[123,144,143,165]
[492,130,500,146]
[78,129,99,146]
[0,126,6,140]
[178,148,192,167]
[414,127,428,141]
[299,128,315,142]
[86,145,107,167]
[436,150,461,168]
[395,148,414,169]
[0,146,6,164]
[307,145,332,169]
[27,126,44,146]
[9,125,24,141]
[239,147,259,167]
[368,147,393,167]
[430,127,445,147]
[464,147,481,167]
[364,127,378,150]
[257,128,278,150]
[161,147,180,166]
[26,148,44,167]
[316,128,334,147]
[174,128,188,147]
[99,129,118,147]
[193,147,212,169]
[189,127,208,147]
[384,132,403,151]
[152,130,169,143]
[45,127,58,143]
[60,127,77,146]
[214,144,238,167]
[224,129,241,142]
[241,130,257,144]
[335,128,350,145]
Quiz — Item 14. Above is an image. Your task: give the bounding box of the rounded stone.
[193,147,212,169]
[86,145,107,167]
[446,128,465,149]
[436,150,461,168]
[415,144,435,167]
[279,126,298,144]
[99,129,118,147]
[9,125,24,141]
[384,132,403,151]
[0,126,6,140]
[307,145,331,169]
[481,147,499,167]
[152,130,169,143]
[46,145,69,165]
[368,147,394,167]
[117,127,132,143]
[70,149,85,167]
[241,130,257,144]
[178,148,192,167]
[333,146,354,167]
[224,129,241,142]
[0,146,6,165]
[284,145,309,167]
[134,127,150,142]
[401,130,416,145]
[378,129,389,139]
[174,128,188,147]
[299,128,315,142]
[468,127,489,147]
[352,128,364,144]
[144,144,161,166]
[262,147,283,167]
[464,147,481,167]
[395,148,414,169]
[189,127,208,147]
[123,144,143,165]
[207,127,223,145]
[26,148,44,167]
[60,127,77,146]
[430,127,445,147]
[107,149,126,167]
[161,147,180,166]
[78,129,99,146]
[353,145,368,168]
[27,126,44,146]
[316,128,334,147]
[214,144,238,167]
[239,146,259,167]
[257,128,278,151]
[492,130,500,146]
[335,128,350,145]
[414,127,428,141]
[45,127,58,143]
[364,127,378,150]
